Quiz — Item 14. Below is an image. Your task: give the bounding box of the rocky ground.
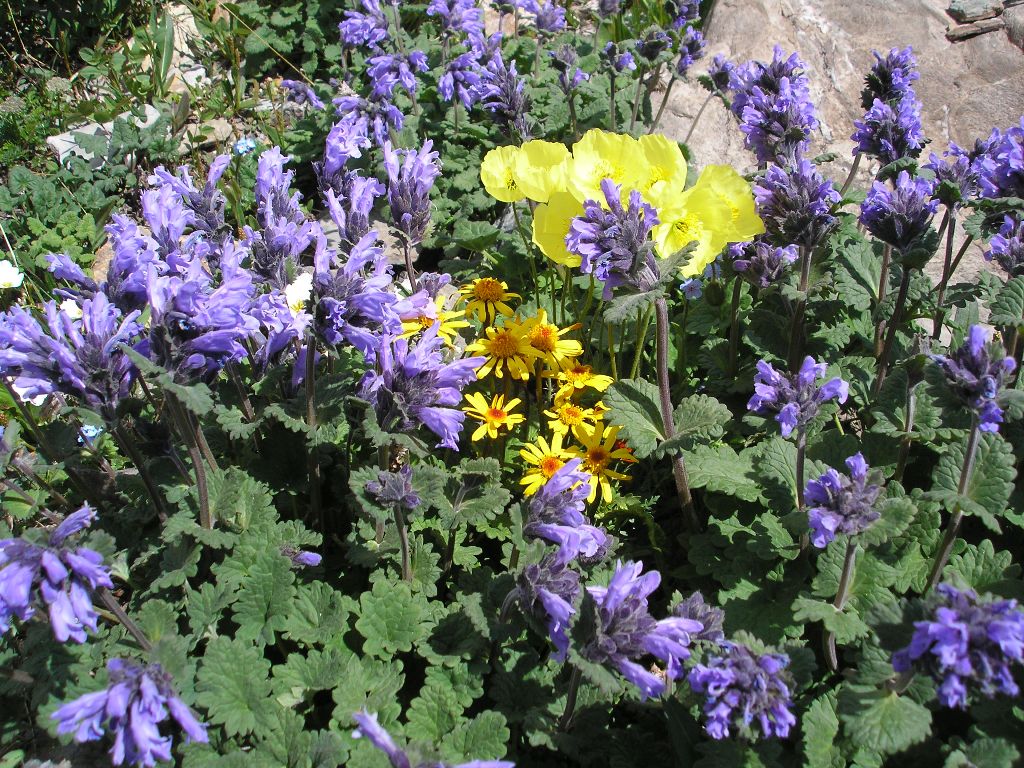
[657,0,1024,285]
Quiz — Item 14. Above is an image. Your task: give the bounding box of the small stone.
[181,117,233,149]
[1006,5,1024,49]
[946,16,1004,39]
[947,0,1002,22]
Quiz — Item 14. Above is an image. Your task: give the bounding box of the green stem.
[396,507,412,582]
[628,65,647,133]
[873,245,893,357]
[727,278,742,377]
[649,75,676,134]
[824,539,858,671]
[786,245,813,370]
[558,667,582,731]
[607,322,619,379]
[839,152,862,198]
[609,74,617,131]
[98,588,152,652]
[305,339,323,533]
[874,266,913,396]
[682,89,714,146]
[931,210,957,340]
[894,379,917,483]
[926,419,981,591]
[629,303,654,379]
[112,425,168,523]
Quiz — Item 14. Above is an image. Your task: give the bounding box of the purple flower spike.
[753,160,839,249]
[747,356,848,438]
[513,551,581,661]
[148,155,230,236]
[986,214,1024,277]
[473,50,532,140]
[975,117,1024,200]
[729,239,798,289]
[674,592,726,645]
[805,453,883,548]
[852,95,925,166]
[280,79,325,110]
[925,143,982,207]
[582,560,702,700]
[566,178,661,300]
[600,42,636,74]
[334,93,405,148]
[859,170,938,254]
[549,45,590,96]
[383,140,441,248]
[353,710,515,768]
[931,324,1016,432]
[440,52,483,110]
[360,326,485,450]
[892,585,1024,709]
[366,464,422,511]
[367,51,429,100]
[524,459,607,565]
[633,29,673,65]
[0,504,112,643]
[674,28,705,78]
[281,546,322,568]
[688,642,796,740]
[318,115,371,192]
[52,659,207,766]
[706,54,735,93]
[427,0,484,40]
[339,0,390,52]
[861,46,919,109]
[666,0,701,27]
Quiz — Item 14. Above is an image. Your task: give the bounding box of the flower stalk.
[824,539,858,671]
[874,265,913,394]
[558,666,582,731]
[926,417,981,591]
[304,340,323,533]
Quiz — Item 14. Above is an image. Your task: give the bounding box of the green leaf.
[792,596,869,644]
[802,693,844,768]
[657,394,732,455]
[945,738,1020,768]
[355,579,428,658]
[683,443,762,502]
[406,680,464,743]
[186,581,237,645]
[231,551,296,646]
[603,378,665,459]
[441,711,511,765]
[281,581,354,647]
[859,497,916,546]
[945,539,1023,596]
[839,686,931,755]
[123,347,215,415]
[988,275,1024,328]
[603,289,659,325]
[926,432,1016,534]
[450,220,500,251]
[195,637,273,738]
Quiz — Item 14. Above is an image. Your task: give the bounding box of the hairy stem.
[113,426,168,523]
[403,239,418,292]
[98,588,152,652]
[926,419,981,591]
[873,245,893,357]
[683,89,715,146]
[786,245,813,370]
[727,278,743,377]
[168,395,211,529]
[931,210,957,340]
[630,303,654,379]
[558,666,583,731]
[655,298,697,527]
[874,266,913,395]
[894,379,917,483]
[649,75,676,134]
[396,507,412,582]
[305,340,323,533]
[824,539,858,671]
[609,74,617,131]
[628,65,647,133]
[838,152,862,198]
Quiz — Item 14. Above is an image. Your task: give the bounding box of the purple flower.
[674,592,725,645]
[339,0,390,51]
[861,46,919,109]
[314,231,399,359]
[852,95,925,166]
[524,458,607,565]
[333,93,405,148]
[383,140,441,248]
[730,46,818,165]
[427,0,484,40]
[688,642,796,739]
[674,28,705,78]
[566,178,661,300]
[931,324,1016,432]
[101,215,163,312]
[281,546,322,568]
[985,214,1024,277]
[280,79,325,109]
[976,118,1024,200]
[859,170,938,254]
[633,28,673,65]
[440,52,483,110]
[597,0,622,18]
[805,453,882,548]
[706,54,734,93]
[323,173,385,246]
[753,160,840,249]
[52,658,207,766]
[582,561,701,699]
[247,288,312,375]
[511,550,580,661]
[528,0,566,36]
[366,464,422,511]
[666,0,701,27]
[317,115,371,191]
[925,143,982,207]
[353,710,515,768]
[0,293,143,423]
[600,42,636,74]
[360,326,484,449]
[892,585,1024,709]
[747,355,848,438]
[729,239,798,288]
[549,45,590,96]
[367,51,429,100]
[679,278,703,300]
[149,155,230,236]
[0,504,112,643]
[473,50,532,140]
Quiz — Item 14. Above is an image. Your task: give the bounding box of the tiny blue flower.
[233,137,257,156]
[680,278,703,300]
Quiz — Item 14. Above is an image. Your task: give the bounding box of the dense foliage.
[2,2,1024,768]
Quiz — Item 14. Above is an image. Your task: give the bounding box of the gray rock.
[1005,5,1024,48]
[181,117,233,150]
[946,16,1004,40]
[946,0,1002,22]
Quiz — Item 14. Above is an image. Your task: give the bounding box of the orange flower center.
[540,456,564,477]
[558,405,584,425]
[585,447,610,471]
[486,407,507,422]
[489,329,520,358]
[528,324,558,352]
[473,278,506,303]
[564,365,592,386]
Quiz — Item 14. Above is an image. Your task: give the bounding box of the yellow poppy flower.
[638,133,688,201]
[566,129,650,204]
[574,423,635,504]
[514,140,570,202]
[459,277,521,325]
[399,294,470,346]
[552,362,614,400]
[480,145,526,203]
[652,164,764,277]
[532,191,584,268]
[544,399,603,440]
[519,432,581,496]
[463,392,525,441]
[466,319,542,380]
[521,308,583,373]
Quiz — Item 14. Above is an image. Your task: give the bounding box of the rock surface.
[656,0,1024,285]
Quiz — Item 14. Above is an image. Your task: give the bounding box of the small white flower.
[60,298,83,320]
[0,260,24,289]
[285,272,314,316]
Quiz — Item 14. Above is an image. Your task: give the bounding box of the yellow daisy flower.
[463,392,525,441]
[519,433,581,496]
[399,294,471,346]
[466,319,542,380]
[480,145,526,203]
[521,309,583,373]
[552,362,615,400]
[574,423,635,504]
[458,277,521,325]
[544,398,603,440]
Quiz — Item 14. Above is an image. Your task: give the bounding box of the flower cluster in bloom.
[892,585,1024,709]
[523,458,607,564]
[0,505,112,643]
[930,325,1016,432]
[688,642,797,739]
[279,79,325,110]
[859,170,938,254]
[353,710,514,768]
[52,658,207,766]
[976,117,1024,200]
[805,453,882,548]
[985,214,1024,277]
[852,47,924,166]
[748,356,849,438]
[753,160,840,250]
[674,591,726,645]
[729,240,798,289]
